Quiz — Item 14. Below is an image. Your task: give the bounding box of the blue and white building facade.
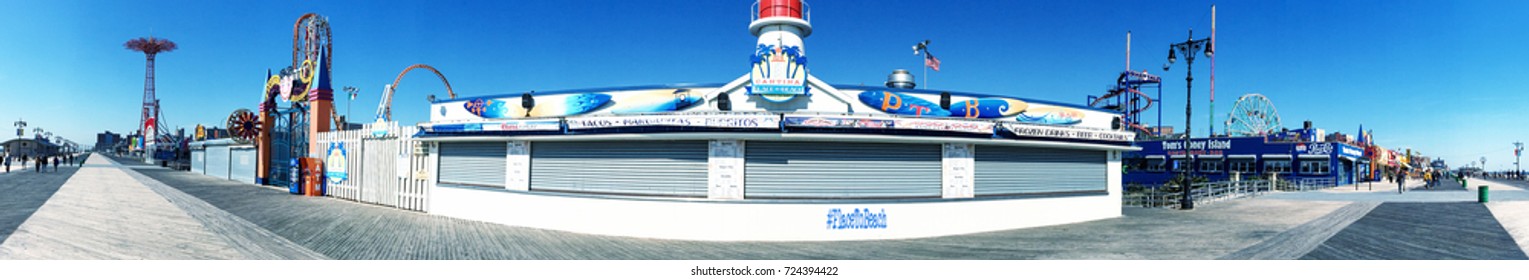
[404,0,1140,241]
[1124,137,1368,187]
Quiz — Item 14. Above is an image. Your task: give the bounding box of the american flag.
[924,52,941,72]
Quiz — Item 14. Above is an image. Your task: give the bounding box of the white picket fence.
[313,122,433,212]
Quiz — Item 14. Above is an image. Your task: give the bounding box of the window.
[1264,160,1292,174]
[1300,160,1331,175]
[1229,160,1258,174]
[1146,159,1165,172]
[1198,160,1222,173]
[1169,159,1188,172]
[1125,158,1147,172]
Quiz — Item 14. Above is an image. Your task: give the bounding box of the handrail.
[751,0,810,23]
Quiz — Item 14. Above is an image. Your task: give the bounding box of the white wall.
[431,186,1119,241]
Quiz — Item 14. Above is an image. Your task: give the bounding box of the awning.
[1263,154,1292,159]
[1225,155,1257,159]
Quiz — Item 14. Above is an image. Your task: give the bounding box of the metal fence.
[1124,178,1340,209]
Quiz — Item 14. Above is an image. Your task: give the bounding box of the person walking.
[1396,168,1407,194]
[3,155,9,173]
[52,156,59,172]
[35,156,44,173]
[1423,171,1433,190]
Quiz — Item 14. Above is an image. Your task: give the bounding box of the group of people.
[2,153,77,173]
[1392,168,1445,191]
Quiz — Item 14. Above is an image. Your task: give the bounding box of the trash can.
[1479,185,1489,203]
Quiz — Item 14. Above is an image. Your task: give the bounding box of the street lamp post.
[1515,142,1522,180]
[1164,29,1212,210]
[343,86,359,129]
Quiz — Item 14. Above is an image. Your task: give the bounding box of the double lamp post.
[1164,29,1212,210]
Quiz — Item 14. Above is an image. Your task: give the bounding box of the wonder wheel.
[1224,93,1282,136]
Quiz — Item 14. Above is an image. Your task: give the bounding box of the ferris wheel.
[1224,93,1282,136]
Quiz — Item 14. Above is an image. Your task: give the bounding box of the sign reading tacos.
[567,114,781,130]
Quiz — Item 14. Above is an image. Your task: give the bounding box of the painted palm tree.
[124,36,177,141]
[781,45,804,78]
[752,43,775,77]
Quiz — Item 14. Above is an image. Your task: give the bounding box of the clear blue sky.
[2,0,1527,170]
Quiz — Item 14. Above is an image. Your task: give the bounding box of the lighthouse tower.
[747,0,812,102]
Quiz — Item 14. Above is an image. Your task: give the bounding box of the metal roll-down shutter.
[206,145,230,180]
[974,145,1106,196]
[530,141,709,197]
[745,141,942,199]
[438,142,507,187]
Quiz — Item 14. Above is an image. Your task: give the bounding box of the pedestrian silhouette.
[53,156,59,172]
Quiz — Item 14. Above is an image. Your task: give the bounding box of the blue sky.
[2,0,1527,170]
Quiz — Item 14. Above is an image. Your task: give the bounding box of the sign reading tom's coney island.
[1002,123,1134,142]
[566,114,781,130]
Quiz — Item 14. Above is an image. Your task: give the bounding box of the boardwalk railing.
[1123,178,1340,209]
[313,122,432,212]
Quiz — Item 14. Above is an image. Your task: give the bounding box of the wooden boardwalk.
[3,153,1518,260]
[0,155,324,260]
[1301,202,1528,260]
[0,157,79,245]
[123,155,1348,259]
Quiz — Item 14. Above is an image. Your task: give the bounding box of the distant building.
[96,131,123,152]
[3,138,61,158]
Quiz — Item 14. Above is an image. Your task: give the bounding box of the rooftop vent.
[885,69,916,89]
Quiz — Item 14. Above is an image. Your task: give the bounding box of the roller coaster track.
[292,13,347,128]
[1091,71,1160,135]
[378,64,456,122]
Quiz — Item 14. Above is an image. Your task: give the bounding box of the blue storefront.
[1124,137,1368,187]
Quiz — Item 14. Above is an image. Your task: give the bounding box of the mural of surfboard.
[949,98,1028,119]
[1015,107,1085,125]
[514,93,611,118]
[465,93,612,118]
[857,91,951,117]
[609,89,704,114]
[463,98,513,118]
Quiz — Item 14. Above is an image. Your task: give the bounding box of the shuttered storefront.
[191,149,205,174]
[745,141,942,199]
[974,146,1106,196]
[438,142,507,188]
[530,141,708,197]
[206,145,230,180]
[229,147,257,184]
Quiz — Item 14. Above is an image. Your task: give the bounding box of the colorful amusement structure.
[124,36,179,163]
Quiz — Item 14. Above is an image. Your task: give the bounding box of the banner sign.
[1001,123,1134,142]
[783,116,893,129]
[893,119,995,134]
[424,120,563,133]
[566,114,781,130]
[325,142,347,185]
[1339,144,1364,159]
[784,116,994,134]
